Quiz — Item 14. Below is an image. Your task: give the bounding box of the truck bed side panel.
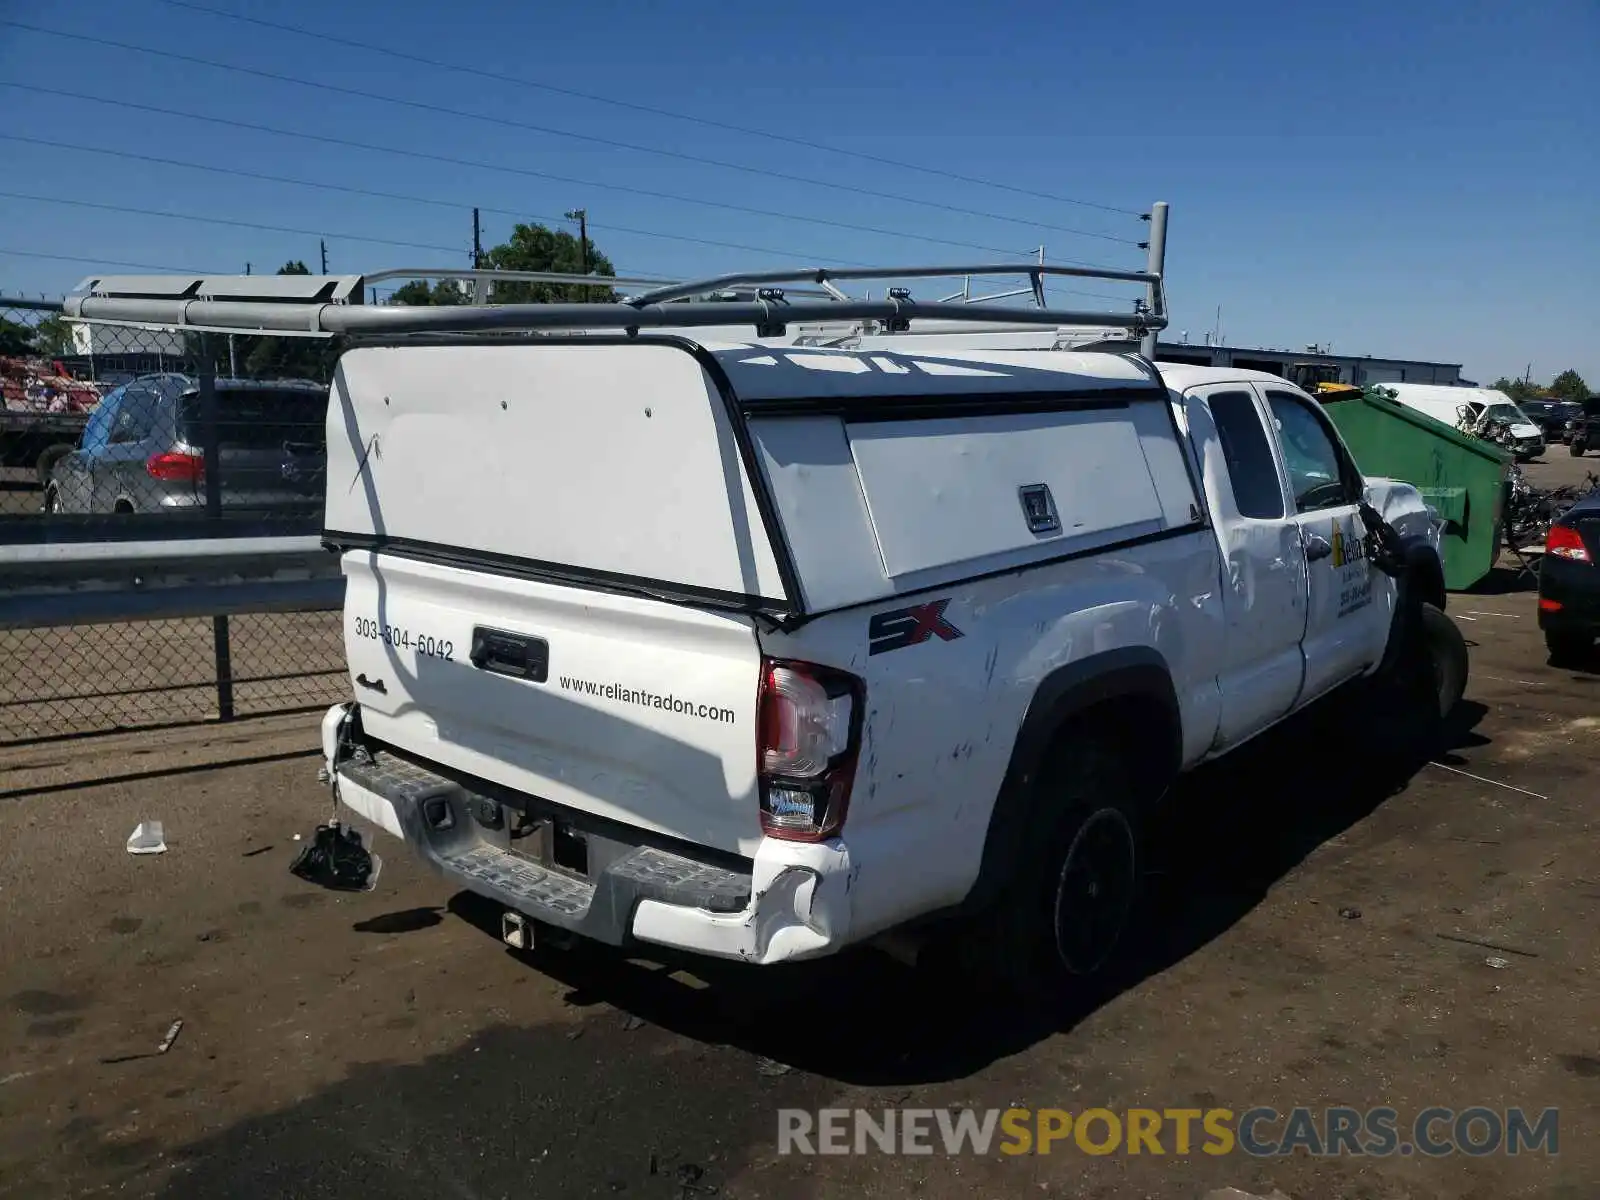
[756,529,1226,942]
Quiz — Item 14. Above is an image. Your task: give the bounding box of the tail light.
[1545,524,1591,563]
[146,451,204,482]
[756,658,864,842]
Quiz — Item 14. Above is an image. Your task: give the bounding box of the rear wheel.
[35,442,73,487]
[1573,439,1588,458]
[1370,601,1468,758]
[964,734,1146,1013]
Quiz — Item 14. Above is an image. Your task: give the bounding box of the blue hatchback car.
[44,374,328,517]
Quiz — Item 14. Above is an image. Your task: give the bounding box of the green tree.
[1491,376,1542,403]
[32,315,74,356]
[0,317,35,355]
[481,222,617,304]
[239,261,340,381]
[392,279,466,306]
[385,225,615,307]
[1549,369,1589,403]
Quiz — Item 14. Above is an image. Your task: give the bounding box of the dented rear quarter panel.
[756,529,1226,941]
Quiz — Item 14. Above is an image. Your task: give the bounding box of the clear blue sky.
[1,0,1595,385]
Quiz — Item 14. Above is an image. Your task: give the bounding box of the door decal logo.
[1329,520,1367,569]
[1331,517,1374,616]
[868,599,964,656]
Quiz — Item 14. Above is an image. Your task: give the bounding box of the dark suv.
[44,374,328,517]
[1520,398,1582,445]
[1571,397,1600,458]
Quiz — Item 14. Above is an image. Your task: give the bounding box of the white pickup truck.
[288,275,1467,1009]
[54,260,1467,1005]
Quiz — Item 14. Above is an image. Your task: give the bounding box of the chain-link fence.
[0,611,345,743]
[2,302,334,537]
[1,299,346,744]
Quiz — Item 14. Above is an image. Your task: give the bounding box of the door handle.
[355,673,387,694]
[1304,533,1333,562]
[469,626,549,682]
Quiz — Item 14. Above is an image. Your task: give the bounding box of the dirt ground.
[2,461,1598,1199]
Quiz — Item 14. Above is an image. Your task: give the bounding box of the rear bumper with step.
[320,704,852,965]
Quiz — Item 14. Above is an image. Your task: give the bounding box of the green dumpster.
[1320,386,1512,591]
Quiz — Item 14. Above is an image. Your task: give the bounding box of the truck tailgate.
[341,550,765,857]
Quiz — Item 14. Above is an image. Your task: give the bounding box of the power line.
[1,143,1139,300]
[3,186,890,274]
[0,94,1121,268]
[0,19,1141,246]
[0,190,468,256]
[154,0,1143,220]
[0,247,216,273]
[0,135,891,267]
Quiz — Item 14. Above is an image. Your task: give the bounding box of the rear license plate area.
[504,807,589,877]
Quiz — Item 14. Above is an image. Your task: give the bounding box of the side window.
[1265,391,1355,513]
[108,386,158,444]
[1208,390,1286,519]
[81,386,123,450]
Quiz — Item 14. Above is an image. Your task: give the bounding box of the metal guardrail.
[0,536,340,629]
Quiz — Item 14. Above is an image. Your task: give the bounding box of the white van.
[1380,384,1544,460]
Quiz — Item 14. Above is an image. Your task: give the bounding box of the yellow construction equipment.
[1288,361,1363,400]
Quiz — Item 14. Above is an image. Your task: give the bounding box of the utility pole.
[472,208,483,268]
[565,208,589,275]
[320,239,328,274]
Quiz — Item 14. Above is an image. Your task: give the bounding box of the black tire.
[1573,440,1588,458]
[1545,630,1593,665]
[41,484,59,515]
[1420,602,1469,719]
[964,735,1145,1012]
[1369,601,1468,759]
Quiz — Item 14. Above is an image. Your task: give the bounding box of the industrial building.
[1154,340,1464,386]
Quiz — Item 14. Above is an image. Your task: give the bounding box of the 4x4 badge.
[868,599,964,656]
